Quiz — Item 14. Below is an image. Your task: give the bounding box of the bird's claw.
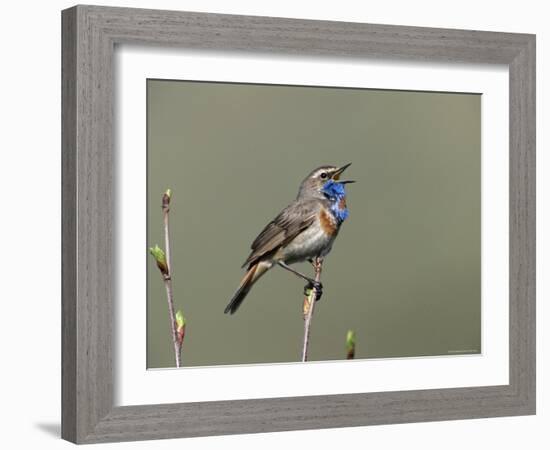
[304,281,323,302]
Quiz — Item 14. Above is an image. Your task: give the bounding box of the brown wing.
[242,200,319,268]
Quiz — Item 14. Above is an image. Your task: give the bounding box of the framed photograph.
[61,5,536,444]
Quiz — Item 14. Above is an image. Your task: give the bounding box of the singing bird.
[224,163,354,314]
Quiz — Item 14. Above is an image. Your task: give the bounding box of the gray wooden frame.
[62,4,536,444]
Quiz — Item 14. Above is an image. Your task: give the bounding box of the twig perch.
[149,189,183,368]
[301,257,323,362]
[161,189,181,367]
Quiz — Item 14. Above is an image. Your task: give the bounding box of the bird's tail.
[224,261,270,314]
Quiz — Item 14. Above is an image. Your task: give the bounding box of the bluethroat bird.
[224,163,354,314]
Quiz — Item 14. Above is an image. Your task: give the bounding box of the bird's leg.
[277,261,316,284]
[277,261,323,301]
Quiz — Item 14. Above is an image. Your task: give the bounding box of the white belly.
[281,220,336,264]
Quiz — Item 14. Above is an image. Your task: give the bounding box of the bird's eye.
[320,172,328,179]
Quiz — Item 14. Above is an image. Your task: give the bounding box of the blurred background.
[147,79,481,368]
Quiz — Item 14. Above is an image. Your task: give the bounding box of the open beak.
[332,163,355,184]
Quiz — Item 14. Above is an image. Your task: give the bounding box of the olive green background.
[147,79,481,369]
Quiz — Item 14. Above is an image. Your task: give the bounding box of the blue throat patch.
[321,180,349,223]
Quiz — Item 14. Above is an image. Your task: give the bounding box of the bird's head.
[297,163,355,199]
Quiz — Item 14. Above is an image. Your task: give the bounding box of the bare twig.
[301,257,323,362]
[161,189,182,368]
[149,189,182,368]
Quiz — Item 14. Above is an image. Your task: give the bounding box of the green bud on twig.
[175,310,186,329]
[346,329,356,360]
[149,245,169,276]
[175,310,186,346]
[303,287,314,318]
